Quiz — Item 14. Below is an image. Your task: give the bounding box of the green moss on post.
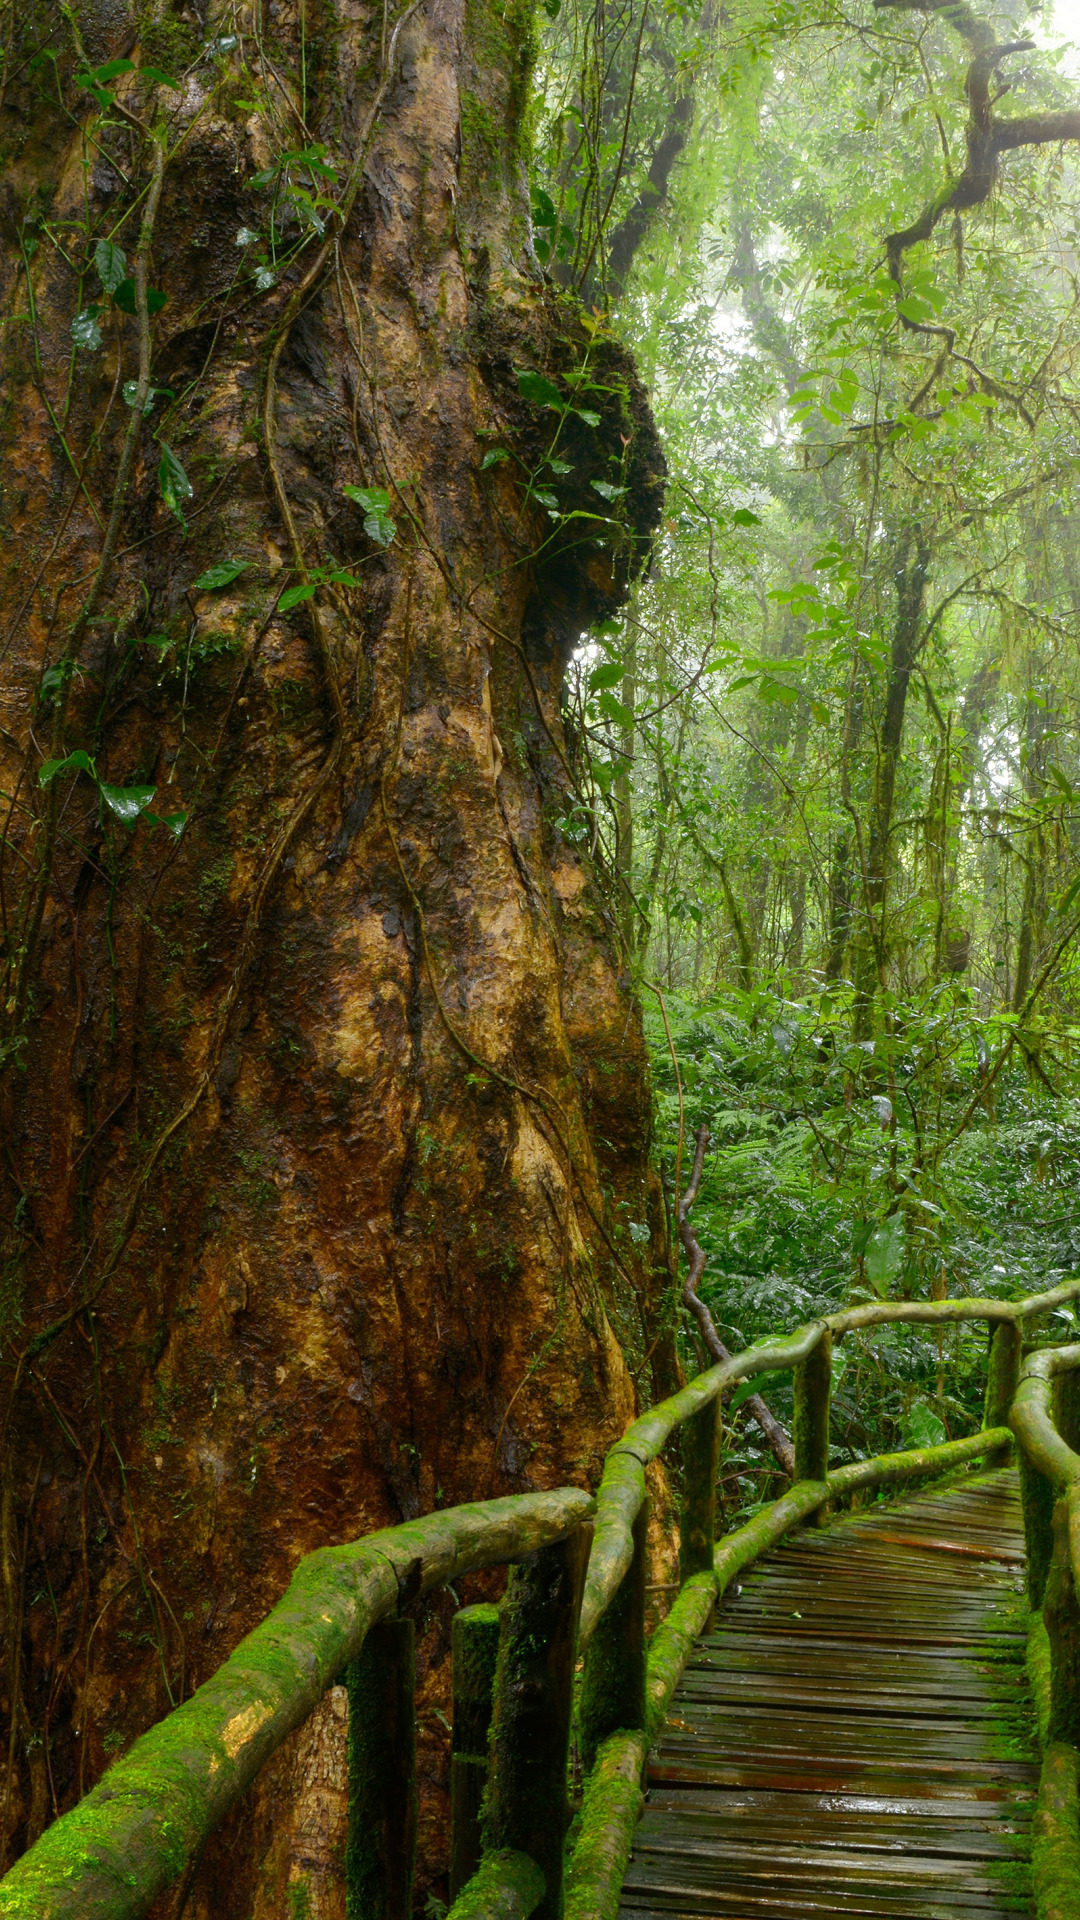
[1054,1367,1080,1456]
[1032,1742,1080,1920]
[1030,1609,1053,1750]
[1021,1448,1058,1609]
[346,1618,417,1920]
[679,1400,719,1586]
[1045,1499,1080,1749]
[579,1500,648,1773]
[794,1329,831,1523]
[483,1525,592,1920]
[985,1321,1021,1467]
[447,1849,545,1920]
[451,1604,501,1899]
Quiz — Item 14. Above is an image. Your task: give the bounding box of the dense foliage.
[532,0,1080,1493]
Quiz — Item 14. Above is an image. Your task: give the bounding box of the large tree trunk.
[0,2,665,1911]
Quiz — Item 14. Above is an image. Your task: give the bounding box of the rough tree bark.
[0,1,665,1911]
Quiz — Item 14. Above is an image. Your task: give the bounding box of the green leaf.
[158,444,193,531]
[481,448,510,469]
[903,1401,947,1450]
[596,690,634,728]
[71,308,103,350]
[146,809,188,837]
[39,749,96,786]
[122,381,173,415]
[138,65,180,88]
[864,1214,905,1298]
[94,238,128,294]
[279,582,317,610]
[99,783,156,825]
[89,58,135,82]
[342,484,396,547]
[193,560,250,591]
[516,368,564,409]
[731,507,761,526]
[589,661,625,692]
[591,479,626,501]
[575,408,601,427]
[729,1369,786,1416]
[112,279,167,315]
[897,294,935,324]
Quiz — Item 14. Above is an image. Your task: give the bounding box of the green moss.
[1031,1610,1054,1749]
[1033,1743,1080,1920]
[137,10,199,76]
[446,1849,544,1920]
[1020,1449,1058,1607]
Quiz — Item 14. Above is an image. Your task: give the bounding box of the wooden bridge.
[3,1287,1080,1920]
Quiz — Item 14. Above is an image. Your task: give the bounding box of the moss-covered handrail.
[1007,1341,1080,1920]
[580,1282,1080,1648]
[3,1277,1078,1920]
[0,1492,593,1920]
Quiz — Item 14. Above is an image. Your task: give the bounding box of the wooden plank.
[619,1470,1036,1920]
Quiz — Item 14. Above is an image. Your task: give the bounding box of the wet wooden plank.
[619,1469,1036,1920]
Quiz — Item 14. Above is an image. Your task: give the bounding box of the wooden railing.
[3,1279,1080,1920]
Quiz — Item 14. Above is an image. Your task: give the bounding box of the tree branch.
[677,1126,796,1477]
[872,0,1072,285]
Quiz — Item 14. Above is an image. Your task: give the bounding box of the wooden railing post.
[346,1616,417,1920]
[579,1498,648,1773]
[794,1329,831,1523]
[1043,1495,1080,1746]
[450,1603,501,1899]
[679,1399,720,1585]
[483,1523,592,1920]
[1054,1363,1080,1454]
[1019,1444,1057,1609]
[984,1320,1021,1468]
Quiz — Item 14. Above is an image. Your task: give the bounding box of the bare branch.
[678,1125,797,1477]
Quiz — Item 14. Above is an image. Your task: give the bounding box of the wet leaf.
[158,444,193,531]
[278,582,317,610]
[99,783,157,825]
[516,368,564,409]
[71,308,103,351]
[342,485,396,547]
[94,239,128,294]
[193,560,250,591]
[39,749,96,786]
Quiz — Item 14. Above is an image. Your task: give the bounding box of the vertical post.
[450,1603,501,1899]
[1054,1364,1080,1455]
[1020,1448,1057,1610]
[483,1523,592,1920]
[679,1399,720,1585]
[579,1498,648,1773]
[794,1329,831,1523]
[984,1319,1021,1467]
[346,1617,417,1920]
[1043,1495,1080,1746]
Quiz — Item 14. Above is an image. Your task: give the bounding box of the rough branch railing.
[3,1279,1080,1920]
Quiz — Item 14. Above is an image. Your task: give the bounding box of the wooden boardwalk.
[622,1470,1038,1919]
